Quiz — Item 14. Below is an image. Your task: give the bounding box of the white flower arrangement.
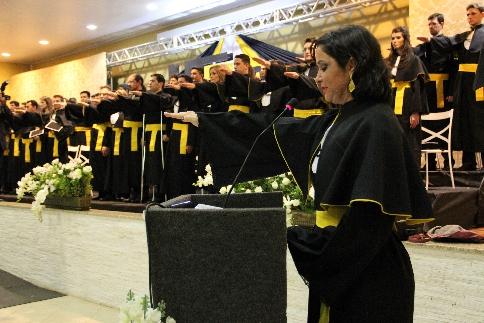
[194,164,213,188]
[213,168,315,215]
[16,158,93,221]
[120,290,175,323]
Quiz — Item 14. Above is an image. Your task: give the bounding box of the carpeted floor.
[0,269,63,309]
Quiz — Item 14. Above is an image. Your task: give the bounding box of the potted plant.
[196,165,316,226]
[16,158,93,221]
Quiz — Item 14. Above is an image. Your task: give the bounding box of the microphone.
[223,98,298,208]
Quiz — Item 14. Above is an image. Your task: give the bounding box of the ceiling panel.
[0,0,268,64]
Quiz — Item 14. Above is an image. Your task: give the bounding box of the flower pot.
[44,195,91,211]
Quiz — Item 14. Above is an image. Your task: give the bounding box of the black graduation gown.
[197,100,433,323]
[415,35,458,166]
[224,72,263,113]
[165,88,198,199]
[265,62,327,118]
[64,104,92,149]
[193,81,227,113]
[388,54,429,165]
[81,106,112,195]
[431,25,484,153]
[140,91,175,195]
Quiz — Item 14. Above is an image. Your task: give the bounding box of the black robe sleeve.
[198,112,288,186]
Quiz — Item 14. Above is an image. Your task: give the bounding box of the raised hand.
[252,57,271,69]
[164,111,199,127]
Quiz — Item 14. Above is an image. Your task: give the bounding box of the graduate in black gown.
[164,74,199,199]
[386,26,429,166]
[166,25,433,323]
[419,4,484,170]
[414,13,457,170]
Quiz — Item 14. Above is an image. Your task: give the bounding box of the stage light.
[39,40,49,45]
[1,52,11,57]
[86,24,98,31]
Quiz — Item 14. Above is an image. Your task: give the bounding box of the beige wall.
[9,53,107,103]
[0,63,29,84]
[409,0,483,40]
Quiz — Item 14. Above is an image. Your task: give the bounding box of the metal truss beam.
[106,0,389,67]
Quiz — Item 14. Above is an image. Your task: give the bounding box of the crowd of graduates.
[0,3,482,203]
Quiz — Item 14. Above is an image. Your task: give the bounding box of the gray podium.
[145,192,287,323]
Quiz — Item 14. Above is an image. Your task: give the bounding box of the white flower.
[254,186,263,193]
[245,189,252,193]
[202,175,213,186]
[219,186,227,194]
[271,181,279,190]
[291,199,300,207]
[68,169,82,180]
[144,308,162,323]
[166,317,176,323]
[32,166,46,175]
[282,177,291,186]
[52,159,59,164]
[119,300,143,323]
[205,164,212,173]
[82,165,92,174]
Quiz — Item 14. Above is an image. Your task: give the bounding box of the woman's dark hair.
[315,25,391,104]
[384,26,417,75]
[387,26,413,60]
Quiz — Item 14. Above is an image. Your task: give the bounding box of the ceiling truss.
[106,0,389,67]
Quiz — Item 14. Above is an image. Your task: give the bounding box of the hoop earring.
[348,74,355,93]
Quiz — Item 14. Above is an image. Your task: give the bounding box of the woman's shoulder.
[347,101,402,136]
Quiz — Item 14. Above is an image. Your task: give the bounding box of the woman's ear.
[347,57,356,74]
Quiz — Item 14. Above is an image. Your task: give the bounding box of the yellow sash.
[35,139,42,153]
[315,206,347,323]
[123,120,142,152]
[21,138,32,163]
[112,128,124,156]
[145,123,167,152]
[172,123,189,155]
[429,73,449,108]
[390,80,411,115]
[458,64,483,101]
[228,105,250,113]
[293,108,323,119]
[47,132,59,157]
[92,123,110,152]
[10,134,21,157]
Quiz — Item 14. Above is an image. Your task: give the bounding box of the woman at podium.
[166,25,433,323]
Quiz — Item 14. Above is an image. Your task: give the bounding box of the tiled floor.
[0,252,309,323]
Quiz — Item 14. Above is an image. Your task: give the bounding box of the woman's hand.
[164,111,199,127]
[409,112,420,128]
